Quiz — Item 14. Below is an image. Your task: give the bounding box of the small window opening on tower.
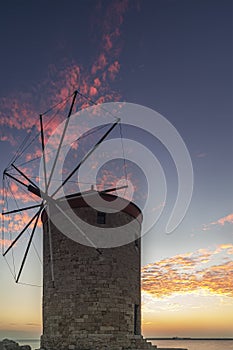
[97,211,106,224]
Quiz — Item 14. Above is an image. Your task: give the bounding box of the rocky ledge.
[0,339,31,350]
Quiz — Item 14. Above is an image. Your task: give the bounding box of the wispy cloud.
[214,213,233,225]
[196,152,207,158]
[1,209,42,237]
[202,213,233,231]
[0,238,12,248]
[142,245,233,298]
[0,132,18,145]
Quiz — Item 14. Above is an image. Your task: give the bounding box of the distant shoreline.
[146,338,233,341]
[16,337,233,341]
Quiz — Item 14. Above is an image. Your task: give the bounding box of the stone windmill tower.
[2,91,157,350]
[40,191,154,350]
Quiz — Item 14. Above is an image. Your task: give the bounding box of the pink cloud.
[94,78,101,87]
[103,34,113,51]
[0,133,18,146]
[108,61,120,80]
[216,213,233,225]
[203,213,233,231]
[0,97,39,132]
[0,239,12,247]
[91,53,108,75]
[0,0,132,138]
[89,86,98,97]
[0,0,132,211]
[0,0,133,141]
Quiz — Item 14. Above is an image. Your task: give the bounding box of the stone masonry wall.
[41,197,142,350]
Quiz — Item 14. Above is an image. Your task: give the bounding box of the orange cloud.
[3,179,39,204]
[0,238,12,247]
[142,245,233,298]
[1,209,42,255]
[89,86,98,97]
[3,210,42,234]
[203,213,233,231]
[215,213,233,225]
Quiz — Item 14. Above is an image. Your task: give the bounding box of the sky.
[0,0,232,340]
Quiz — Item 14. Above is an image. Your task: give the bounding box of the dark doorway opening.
[134,304,140,335]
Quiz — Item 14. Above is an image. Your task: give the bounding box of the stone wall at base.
[40,334,158,350]
[38,334,188,350]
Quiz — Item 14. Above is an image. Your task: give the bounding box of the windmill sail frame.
[1,90,127,285]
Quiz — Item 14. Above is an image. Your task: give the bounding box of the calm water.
[17,339,233,350]
[151,339,233,350]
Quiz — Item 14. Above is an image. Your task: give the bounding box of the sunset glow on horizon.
[141,242,233,338]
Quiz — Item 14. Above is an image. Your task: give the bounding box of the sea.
[151,339,233,350]
[17,339,233,350]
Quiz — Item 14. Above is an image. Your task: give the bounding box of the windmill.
[1,90,127,285]
[1,92,157,350]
